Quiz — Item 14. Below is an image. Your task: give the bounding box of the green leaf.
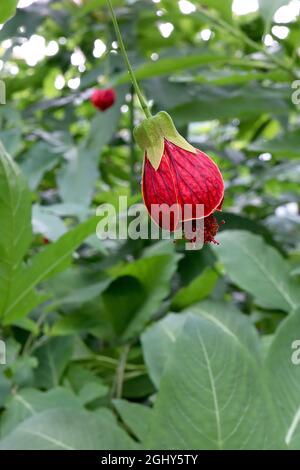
[142,301,262,388]
[0,129,22,156]
[152,82,290,124]
[171,268,218,311]
[116,54,231,84]
[265,312,300,449]
[50,308,105,336]
[0,371,11,408]
[49,279,111,310]
[102,254,179,340]
[0,387,81,438]
[79,0,123,15]
[194,69,289,86]
[57,147,99,207]
[141,313,186,388]
[216,212,284,254]
[0,408,136,450]
[100,275,147,338]
[20,142,59,190]
[2,216,99,324]
[66,364,106,394]
[33,337,74,389]
[186,300,263,361]
[0,0,18,24]
[201,0,233,22]
[249,130,300,159]
[214,230,300,312]
[147,314,282,450]
[78,382,108,405]
[0,141,32,318]
[113,399,152,443]
[32,204,67,241]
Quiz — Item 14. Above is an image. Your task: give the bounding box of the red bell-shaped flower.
[91,88,116,111]
[134,112,224,245]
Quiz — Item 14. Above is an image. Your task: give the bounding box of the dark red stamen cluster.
[183,216,225,245]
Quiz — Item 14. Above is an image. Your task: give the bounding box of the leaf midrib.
[196,328,223,449]
[0,152,20,316]
[285,405,300,446]
[23,430,74,450]
[4,219,97,320]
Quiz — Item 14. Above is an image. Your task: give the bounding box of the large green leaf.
[79,0,123,15]
[113,399,152,443]
[147,314,282,449]
[0,371,11,408]
[0,142,32,318]
[0,0,18,24]
[214,230,300,312]
[57,147,99,207]
[194,69,289,86]
[118,55,281,86]
[249,131,300,159]
[32,204,67,241]
[265,313,300,449]
[0,129,22,157]
[216,212,284,254]
[151,82,290,124]
[78,382,108,405]
[172,85,290,123]
[201,0,233,22]
[142,301,262,388]
[49,278,111,310]
[141,313,187,388]
[0,387,81,438]
[2,216,99,324]
[0,408,136,450]
[33,337,74,389]
[171,268,218,311]
[116,54,231,84]
[102,254,179,340]
[185,300,263,361]
[20,142,59,190]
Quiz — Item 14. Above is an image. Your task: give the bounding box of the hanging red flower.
[134,112,224,245]
[91,88,116,111]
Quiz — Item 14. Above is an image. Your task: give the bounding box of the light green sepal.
[133,111,196,170]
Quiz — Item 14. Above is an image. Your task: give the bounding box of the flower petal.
[164,140,224,220]
[142,139,224,231]
[142,151,180,231]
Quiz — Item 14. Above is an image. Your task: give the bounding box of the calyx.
[133,111,196,170]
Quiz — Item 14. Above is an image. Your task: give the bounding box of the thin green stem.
[106,0,152,118]
[112,344,130,399]
[129,85,136,194]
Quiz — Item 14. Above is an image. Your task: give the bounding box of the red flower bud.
[91,88,116,111]
[134,112,225,245]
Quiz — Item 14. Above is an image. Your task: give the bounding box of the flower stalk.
[106,0,152,118]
